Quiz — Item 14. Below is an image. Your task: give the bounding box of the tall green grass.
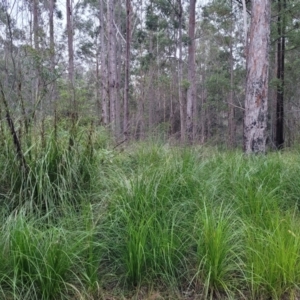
[1,123,300,298]
[244,209,300,299]
[194,202,242,298]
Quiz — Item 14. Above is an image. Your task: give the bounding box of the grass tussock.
[1,122,300,298]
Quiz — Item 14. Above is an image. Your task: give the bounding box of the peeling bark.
[244,0,271,154]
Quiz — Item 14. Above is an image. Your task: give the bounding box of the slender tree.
[227,0,235,148]
[66,0,75,110]
[177,0,185,143]
[49,0,56,107]
[244,0,271,153]
[186,0,196,143]
[33,0,39,50]
[107,0,117,136]
[274,0,286,149]
[124,0,131,138]
[99,0,108,125]
[33,0,40,109]
[66,0,76,149]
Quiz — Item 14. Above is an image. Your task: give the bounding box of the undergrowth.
[0,121,300,299]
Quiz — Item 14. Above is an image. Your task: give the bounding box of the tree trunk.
[107,0,117,133]
[33,0,39,110]
[227,0,235,148]
[201,99,206,143]
[0,80,28,173]
[99,0,108,125]
[200,69,207,144]
[49,0,56,108]
[66,0,75,110]
[274,0,285,149]
[186,0,196,143]
[148,30,154,132]
[243,0,271,154]
[178,0,185,143]
[107,0,117,136]
[115,1,121,137]
[227,43,235,148]
[124,0,131,138]
[33,0,39,50]
[241,0,248,53]
[66,0,76,149]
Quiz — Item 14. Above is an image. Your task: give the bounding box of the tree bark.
[227,0,235,148]
[115,1,121,137]
[178,0,185,143]
[99,0,108,125]
[200,70,207,144]
[186,0,196,143]
[241,0,248,52]
[66,0,76,149]
[124,0,131,138]
[148,27,154,132]
[33,0,40,109]
[33,0,39,51]
[244,0,271,154]
[66,0,75,110]
[274,0,285,149]
[0,80,28,173]
[107,0,117,136]
[49,0,57,108]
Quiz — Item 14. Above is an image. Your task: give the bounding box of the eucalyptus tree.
[48,0,57,106]
[244,0,271,154]
[33,0,40,108]
[124,0,131,138]
[107,0,119,136]
[186,0,196,143]
[99,0,108,125]
[66,0,75,112]
[177,0,185,142]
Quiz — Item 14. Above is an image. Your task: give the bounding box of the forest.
[1,0,300,299]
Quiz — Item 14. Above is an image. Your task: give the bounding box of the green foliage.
[181,79,190,91]
[245,210,300,299]
[2,130,300,298]
[3,214,76,299]
[0,120,109,212]
[146,13,159,31]
[194,203,241,297]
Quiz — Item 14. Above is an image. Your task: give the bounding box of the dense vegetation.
[0,122,300,299]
